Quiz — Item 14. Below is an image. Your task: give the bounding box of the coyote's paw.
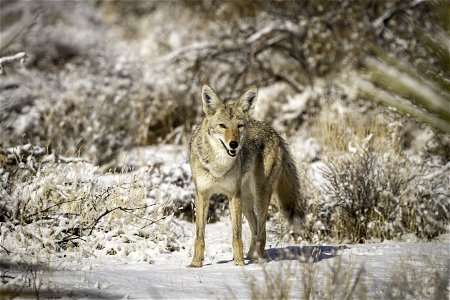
[233,258,245,266]
[187,260,203,268]
[246,252,258,262]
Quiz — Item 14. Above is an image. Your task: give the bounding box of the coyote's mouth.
[220,140,237,157]
[228,150,237,157]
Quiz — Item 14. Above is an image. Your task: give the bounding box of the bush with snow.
[302,150,449,243]
[0,145,190,264]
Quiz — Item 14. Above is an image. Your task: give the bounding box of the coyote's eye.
[238,124,244,129]
[219,124,226,128]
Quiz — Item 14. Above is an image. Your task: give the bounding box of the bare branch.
[0,244,11,255]
[88,205,156,235]
[0,52,26,74]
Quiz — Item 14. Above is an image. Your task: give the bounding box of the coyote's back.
[188,84,304,267]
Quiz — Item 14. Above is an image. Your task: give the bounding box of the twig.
[88,207,122,235]
[140,216,168,229]
[0,244,11,255]
[0,52,26,66]
[88,205,155,235]
[22,198,82,222]
[0,52,26,74]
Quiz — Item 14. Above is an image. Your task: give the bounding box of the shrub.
[0,144,187,262]
[316,149,448,242]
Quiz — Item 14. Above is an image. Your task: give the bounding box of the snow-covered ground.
[2,217,448,299]
[65,227,449,299]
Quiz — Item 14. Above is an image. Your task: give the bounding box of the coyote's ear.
[236,86,258,115]
[202,84,223,116]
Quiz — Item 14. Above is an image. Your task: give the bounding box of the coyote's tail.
[276,140,305,225]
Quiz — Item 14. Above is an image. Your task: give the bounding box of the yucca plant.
[356,1,450,133]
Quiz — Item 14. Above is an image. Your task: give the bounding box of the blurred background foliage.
[0,0,448,164]
[358,1,449,135]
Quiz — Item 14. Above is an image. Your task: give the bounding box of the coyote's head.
[201,84,257,158]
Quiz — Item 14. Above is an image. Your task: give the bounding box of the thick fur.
[188,84,304,267]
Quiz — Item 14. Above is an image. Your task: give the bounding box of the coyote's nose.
[229,141,239,149]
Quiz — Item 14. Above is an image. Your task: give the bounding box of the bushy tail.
[276,141,305,225]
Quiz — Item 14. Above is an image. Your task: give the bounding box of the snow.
[2,217,448,299]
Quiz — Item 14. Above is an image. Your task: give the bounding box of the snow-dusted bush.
[320,151,412,242]
[402,159,449,239]
[0,145,188,263]
[310,150,448,243]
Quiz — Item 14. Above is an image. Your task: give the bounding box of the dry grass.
[312,109,402,154]
[244,256,366,300]
[0,142,222,266]
[384,256,449,300]
[0,145,188,296]
[245,262,293,300]
[242,253,448,300]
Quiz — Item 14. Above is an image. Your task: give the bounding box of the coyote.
[188,84,304,267]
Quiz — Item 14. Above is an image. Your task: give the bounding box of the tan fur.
[188,84,304,267]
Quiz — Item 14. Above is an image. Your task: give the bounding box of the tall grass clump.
[245,262,293,300]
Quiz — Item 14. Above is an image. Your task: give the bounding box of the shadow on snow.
[216,245,349,265]
[264,245,349,263]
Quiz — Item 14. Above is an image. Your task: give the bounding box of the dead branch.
[0,52,26,75]
[0,244,11,255]
[149,20,310,95]
[88,205,157,235]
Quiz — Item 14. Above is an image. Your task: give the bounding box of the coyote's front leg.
[188,192,208,268]
[230,192,244,266]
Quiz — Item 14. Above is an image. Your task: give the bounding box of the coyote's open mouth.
[228,150,237,157]
[220,140,237,157]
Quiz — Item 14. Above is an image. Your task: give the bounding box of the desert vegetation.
[1,0,448,298]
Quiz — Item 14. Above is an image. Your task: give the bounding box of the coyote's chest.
[194,159,241,197]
